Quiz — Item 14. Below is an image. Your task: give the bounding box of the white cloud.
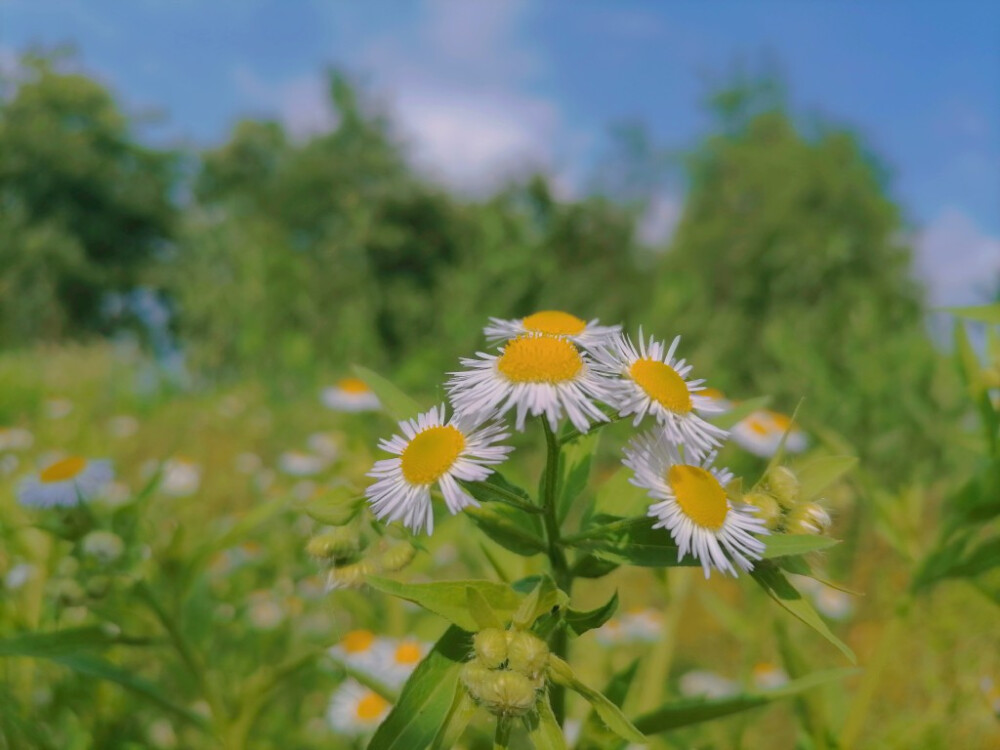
[232,66,336,140]
[915,208,1000,305]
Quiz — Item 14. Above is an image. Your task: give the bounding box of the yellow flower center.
[747,417,771,436]
[699,387,725,400]
[667,464,729,530]
[768,411,793,430]
[400,426,465,485]
[394,641,423,665]
[337,377,371,394]
[522,310,587,336]
[629,359,692,413]
[497,335,583,384]
[341,629,375,653]
[40,456,87,483]
[356,691,388,721]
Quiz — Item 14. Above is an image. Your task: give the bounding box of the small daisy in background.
[696,387,734,414]
[483,310,621,350]
[156,457,202,497]
[751,662,789,690]
[0,427,34,452]
[625,431,767,578]
[81,530,125,565]
[307,432,341,461]
[329,629,385,676]
[365,404,512,535]
[106,415,139,439]
[594,617,626,646]
[377,638,430,689]
[44,398,74,420]
[448,333,613,433]
[17,456,113,508]
[622,608,664,642]
[594,332,727,456]
[322,378,381,413]
[679,670,738,699]
[731,410,808,458]
[279,451,328,477]
[326,679,390,737]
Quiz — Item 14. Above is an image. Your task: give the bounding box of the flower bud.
[478,670,538,717]
[82,530,125,565]
[766,466,800,508]
[505,630,549,679]
[473,628,508,668]
[460,660,494,696]
[376,541,416,573]
[787,502,831,535]
[306,527,361,562]
[742,491,783,530]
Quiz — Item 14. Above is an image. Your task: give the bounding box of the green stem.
[540,419,571,725]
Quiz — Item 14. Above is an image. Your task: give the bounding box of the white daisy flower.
[366,404,512,535]
[679,670,738,699]
[448,334,613,433]
[484,310,621,350]
[594,332,727,456]
[376,638,429,689]
[622,608,663,642]
[624,431,767,578]
[326,679,390,736]
[17,456,114,508]
[751,662,789,690]
[279,451,328,477]
[322,378,381,413]
[0,427,33,452]
[328,629,385,676]
[731,410,808,458]
[158,457,201,497]
[811,585,854,621]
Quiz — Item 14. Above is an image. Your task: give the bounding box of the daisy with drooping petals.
[17,456,114,508]
[322,378,381,413]
[326,679,390,736]
[448,334,613,433]
[595,332,727,455]
[731,410,807,458]
[484,310,621,350]
[366,405,512,535]
[624,431,766,578]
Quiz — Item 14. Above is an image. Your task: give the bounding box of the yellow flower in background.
[594,331,727,456]
[731,410,808,458]
[484,310,621,349]
[322,378,381,413]
[448,333,614,433]
[624,430,766,578]
[326,679,390,736]
[329,629,385,676]
[365,404,512,535]
[17,456,113,508]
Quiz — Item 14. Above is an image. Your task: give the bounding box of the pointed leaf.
[513,576,566,630]
[795,456,858,500]
[525,697,568,749]
[593,467,648,518]
[751,564,855,663]
[558,432,599,523]
[368,626,472,750]
[431,682,479,750]
[467,587,504,630]
[465,504,546,556]
[575,660,640,750]
[367,577,521,632]
[547,655,645,743]
[566,591,619,636]
[461,472,540,513]
[762,534,840,560]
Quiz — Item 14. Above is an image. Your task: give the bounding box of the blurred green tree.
[0,51,177,345]
[652,79,957,479]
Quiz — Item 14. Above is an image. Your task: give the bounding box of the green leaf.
[367,577,521,632]
[751,564,856,663]
[0,626,117,658]
[462,472,540,513]
[955,320,985,397]
[761,534,840,560]
[465,504,547,556]
[572,516,698,569]
[353,364,423,422]
[467,587,504,630]
[795,456,858,500]
[368,626,472,750]
[547,655,645,744]
[708,395,772,430]
[576,660,640,750]
[945,303,1000,325]
[569,553,620,579]
[524,697,568,749]
[513,576,566,630]
[431,682,479,750]
[558,431,599,523]
[593,467,648,519]
[632,668,857,734]
[566,591,619,636]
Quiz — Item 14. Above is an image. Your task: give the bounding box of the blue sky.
[2,0,998,303]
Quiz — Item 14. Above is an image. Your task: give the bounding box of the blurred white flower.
[159,458,202,497]
[0,427,33,451]
[44,398,74,419]
[731,410,808,458]
[279,451,328,477]
[679,670,738,699]
[307,432,341,460]
[326,679,390,736]
[82,530,125,565]
[1,454,20,476]
[322,378,381,413]
[751,662,789,690]
[622,608,663,642]
[106,415,139,439]
[18,456,114,508]
[812,585,854,621]
[234,452,263,474]
[4,563,36,590]
[247,591,285,630]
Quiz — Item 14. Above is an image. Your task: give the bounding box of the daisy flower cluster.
[365,310,779,576]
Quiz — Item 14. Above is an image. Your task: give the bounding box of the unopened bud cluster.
[461,628,549,717]
[307,523,415,589]
[743,466,832,535]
